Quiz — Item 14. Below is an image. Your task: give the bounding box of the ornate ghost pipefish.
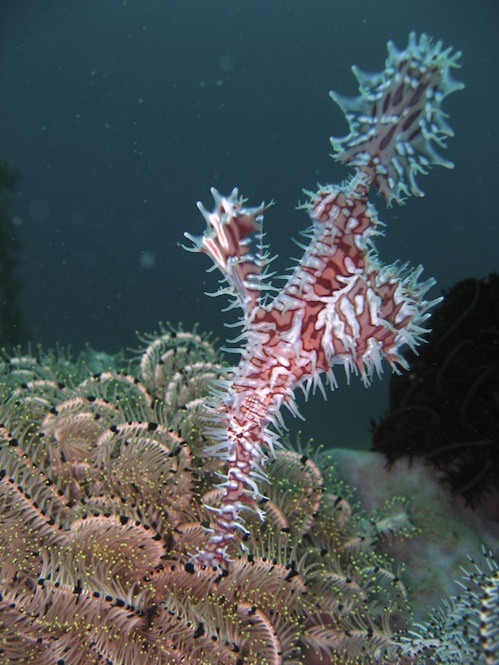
[184,33,463,568]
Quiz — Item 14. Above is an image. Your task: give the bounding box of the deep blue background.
[1,0,498,447]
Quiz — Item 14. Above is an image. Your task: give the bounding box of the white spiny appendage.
[398,548,499,663]
[186,33,463,568]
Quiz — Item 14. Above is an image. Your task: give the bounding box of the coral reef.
[0,331,497,663]
[0,328,422,664]
[1,31,496,665]
[330,448,499,616]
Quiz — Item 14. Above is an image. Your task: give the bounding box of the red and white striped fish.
[184,33,464,568]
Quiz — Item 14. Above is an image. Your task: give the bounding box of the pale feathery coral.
[0,330,497,663]
[0,328,418,664]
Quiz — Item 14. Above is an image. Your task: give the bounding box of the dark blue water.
[1,0,498,447]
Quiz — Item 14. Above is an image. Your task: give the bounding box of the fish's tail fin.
[330,32,464,204]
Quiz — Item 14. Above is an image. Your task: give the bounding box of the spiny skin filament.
[185,33,463,568]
